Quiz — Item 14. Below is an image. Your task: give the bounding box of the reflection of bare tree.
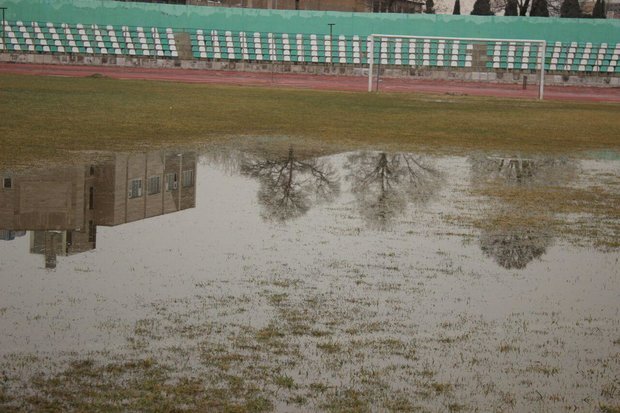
[470,155,575,186]
[241,146,339,222]
[469,155,566,269]
[480,225,552,270]
[345,152,442,230]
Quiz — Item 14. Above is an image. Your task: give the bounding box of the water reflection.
[0,151,196,268]
[469,155,575,186]
[479,221,553,269]
[0,230,26,241]
[1,146,618,412]
[240,146,339,222]
[469,155,576,269]
[344,152,442,230]
[5,147,605,273]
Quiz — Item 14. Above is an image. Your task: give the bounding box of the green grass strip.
[1,73,619,165]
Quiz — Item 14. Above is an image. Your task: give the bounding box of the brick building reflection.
[0,151,196,269]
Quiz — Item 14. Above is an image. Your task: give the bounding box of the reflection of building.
[29,231,93,269]
[0,230,26,241]
[94,152,196,226]
[0,151,196,268]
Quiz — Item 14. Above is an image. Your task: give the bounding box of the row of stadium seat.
[192,30,477,67]
[485,41,620,71]
[190,29,619,73]
[1,20,619,73]
[0,20,178,57]
[544,41,619,72]
[486,43,541,70]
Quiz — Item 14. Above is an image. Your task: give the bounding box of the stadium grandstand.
[1,0,619,85]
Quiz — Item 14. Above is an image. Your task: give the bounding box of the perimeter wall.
[4,0,620,44]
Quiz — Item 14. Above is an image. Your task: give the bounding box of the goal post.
[367,34,547,100]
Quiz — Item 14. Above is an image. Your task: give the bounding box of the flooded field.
[0,141,618,412]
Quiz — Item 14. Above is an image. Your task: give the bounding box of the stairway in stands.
[174,32,192,60]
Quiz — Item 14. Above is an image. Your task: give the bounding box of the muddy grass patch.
[463,179,620,250]
[1,356,273,413]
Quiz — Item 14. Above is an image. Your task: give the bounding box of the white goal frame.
[368,34,547,100]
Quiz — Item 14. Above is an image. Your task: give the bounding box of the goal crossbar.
[367,34,547,100]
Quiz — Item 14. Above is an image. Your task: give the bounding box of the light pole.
[0,7,7,54]
[327,23,335,67]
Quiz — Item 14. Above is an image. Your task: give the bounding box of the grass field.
[1,73,619,166]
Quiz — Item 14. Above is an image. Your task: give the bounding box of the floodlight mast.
[367,34,547,100]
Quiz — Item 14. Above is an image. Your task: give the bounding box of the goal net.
[367,34,547,100]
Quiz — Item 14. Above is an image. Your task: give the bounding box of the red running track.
[1,62,619,103]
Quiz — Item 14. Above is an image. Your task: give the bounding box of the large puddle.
[1,143,619,412]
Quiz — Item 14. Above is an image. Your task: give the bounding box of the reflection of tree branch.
[241,146,340,222]
[303,160,339,203]
[345,152,442,230]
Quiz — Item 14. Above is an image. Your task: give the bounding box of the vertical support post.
[1,7,6,54]
[368,35,374,92]
[328,23,335,68]
[538,40,546,101]
[376,45,381,92]
[270,37,275,84]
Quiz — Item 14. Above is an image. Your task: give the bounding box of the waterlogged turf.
[0,141,618,412]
